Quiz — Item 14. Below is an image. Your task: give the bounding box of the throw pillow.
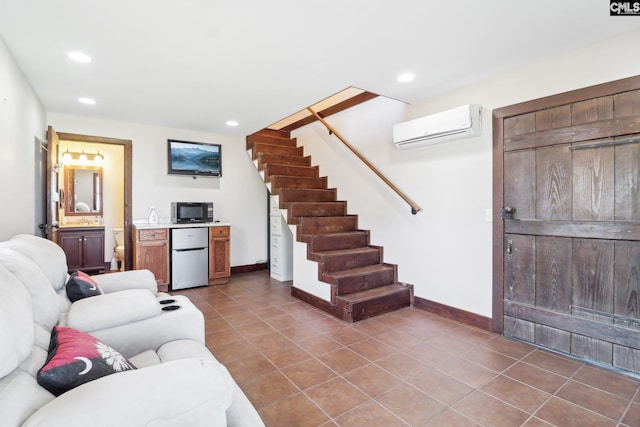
[37,326,136,396]
[66,270,103,302]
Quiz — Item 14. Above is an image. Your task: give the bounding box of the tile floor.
[175,271,640,427]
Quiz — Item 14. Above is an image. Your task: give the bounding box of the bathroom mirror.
[64,166,103,216]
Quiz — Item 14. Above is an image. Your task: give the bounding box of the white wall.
[293,30,640,318]
[47,114,268,268]
[0,37,46,240]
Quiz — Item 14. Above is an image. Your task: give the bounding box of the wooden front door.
[493,76,640,374]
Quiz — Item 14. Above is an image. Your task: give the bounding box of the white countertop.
[133,221,231,230]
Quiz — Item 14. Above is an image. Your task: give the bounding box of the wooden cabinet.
[58,226,105,274]
[209,226,230,284]
[133,227,169,287]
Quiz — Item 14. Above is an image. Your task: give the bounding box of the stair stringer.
[249,150,332,302]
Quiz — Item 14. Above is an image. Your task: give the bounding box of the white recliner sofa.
[0,234,264,427]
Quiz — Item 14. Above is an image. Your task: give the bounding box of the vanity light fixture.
[60,148,104,165]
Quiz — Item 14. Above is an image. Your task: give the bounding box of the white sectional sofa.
[0,234,264,427]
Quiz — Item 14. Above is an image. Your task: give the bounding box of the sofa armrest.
[22,358,232,427]
[65,289,160,332]
[91,269,158,294]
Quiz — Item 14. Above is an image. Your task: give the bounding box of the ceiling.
[1,1,640,136]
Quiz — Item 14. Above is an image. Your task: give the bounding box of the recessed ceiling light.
[397,72,416,83]
[78,97,96,105]
[68,51,92,63]
[226,120,239,127]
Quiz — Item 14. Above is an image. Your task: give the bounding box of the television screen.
[167,139,222,177]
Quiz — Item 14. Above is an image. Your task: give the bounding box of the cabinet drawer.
[138,229,168,241]
[209,226,229,238]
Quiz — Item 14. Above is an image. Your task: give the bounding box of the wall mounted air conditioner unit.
[392,104,482,149]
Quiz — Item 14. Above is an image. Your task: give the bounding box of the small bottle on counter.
[148,206,158,224]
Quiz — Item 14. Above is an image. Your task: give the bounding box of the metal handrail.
[307,107,422,215]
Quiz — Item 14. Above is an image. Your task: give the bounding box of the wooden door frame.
[492,74,640,334]
[56,132,134,271]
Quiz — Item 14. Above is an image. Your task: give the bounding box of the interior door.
[493,76,640,374]
[44,126,60,242]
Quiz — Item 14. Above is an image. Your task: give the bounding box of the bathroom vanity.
[57,225,105,274]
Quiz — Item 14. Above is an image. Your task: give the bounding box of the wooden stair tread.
[312,246,379,257]
[335,283,410,304]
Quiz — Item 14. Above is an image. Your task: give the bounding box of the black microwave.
[171,202,213,224]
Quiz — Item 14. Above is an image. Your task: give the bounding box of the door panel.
[45,126,60,242]
[495,75,640,374]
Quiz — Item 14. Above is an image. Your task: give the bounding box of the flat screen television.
[167,139,222,177]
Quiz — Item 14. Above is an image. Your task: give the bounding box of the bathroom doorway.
[45,127,133,270]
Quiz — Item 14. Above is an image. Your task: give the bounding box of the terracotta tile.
[280,323,324,342]
[318,347,368,374]
[208,337,259,363]
[377,383,447,425]
[521,417,555,427]
[376,353,431,382]
[481,374,550,413]
[374,311,413,328]
[262,343,311,369]
[246,331,293,352]
[204,316,231,332]
[404,342,453,368]
[334,399,409,427]
[622,402,640,427]
[572,365,640,399]
[259,393,330,427]
[297,334,343,356]
[409,368,474,406]
[326,326,368,346]
[224,354,276,383]
[306,377,369,418]
[204,328,244,348]
[375,328,422,351]
[252,306,286,320]
[348,338,397,361]
[522,349,582,377]
[220,311,261,327]
[424,408,480,426]
[351,318,394,336]
[453,390,530,427]
[430,354,498,388]
[482,336,536,359]
[281,358,337,390]
[459,345,518,373]
[343,363,403,398]
[307,316,348,334]
[263,314,297,330]
[556,380,629,420]
[240,370,299,410]
[235,320,276,338]
[535,396,617,427]
[503,361,568,394]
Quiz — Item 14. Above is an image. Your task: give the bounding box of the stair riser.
[265,164,319,179]
[344,289,412,322]
[306,232,368,252]
[319,250,381,273]
[252,143,302,159]
[298,217,357,235]
[276,188,336,205]
[329,268,396,295]
[258,154,311,169]
[271,176,327,190]
[288,202,346,222]
[247,134,297,149]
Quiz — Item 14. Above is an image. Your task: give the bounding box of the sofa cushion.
[0,264,34,378]
[37,326,135,396]
[0,247,61,332]
[8,235,68,292]
[65,271,103,302]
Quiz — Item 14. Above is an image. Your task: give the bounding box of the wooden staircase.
[247,128,413,322]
